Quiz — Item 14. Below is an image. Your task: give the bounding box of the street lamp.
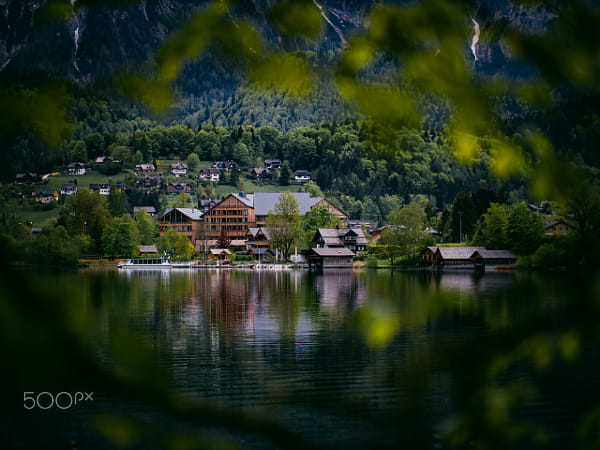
[458,211,463,243]
[84,220,87,235]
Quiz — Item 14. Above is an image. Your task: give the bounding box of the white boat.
[118,256,171,269]
[171,261,195,268]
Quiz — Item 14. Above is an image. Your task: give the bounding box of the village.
[6,156,577,270]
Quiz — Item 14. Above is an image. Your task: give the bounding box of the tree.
[174,192,191,208]
[387,202,431,261]
[59,189,110,251]
[279,162,291,186]
[134,210,156,245]
[300,180,324,198]
[299,205,340,249]
[266,192,300,260]
[185,152,201,171]
[156,230,194,260]
[108,186,130,217]
[505,203,545,255]
[472,203,510,250]
[373,228,403,266]
[102,218,137,259]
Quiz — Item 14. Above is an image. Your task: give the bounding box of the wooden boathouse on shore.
[308,248,355,268]
[424,246,517,271]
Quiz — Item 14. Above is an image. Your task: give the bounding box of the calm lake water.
[2,268,600,449]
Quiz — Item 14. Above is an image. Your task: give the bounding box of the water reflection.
[2,268,599,449]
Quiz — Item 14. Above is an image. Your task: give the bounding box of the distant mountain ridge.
[1,0,557,128]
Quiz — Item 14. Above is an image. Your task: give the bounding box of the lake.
[1,267,599,449]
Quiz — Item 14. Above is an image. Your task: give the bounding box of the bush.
[231,253,252,263]
[524,234,580,269]
[366,255,379,268]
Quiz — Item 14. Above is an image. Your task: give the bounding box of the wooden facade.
[159,208,204,243]
[204,194,256,240]
[308,248,355,268]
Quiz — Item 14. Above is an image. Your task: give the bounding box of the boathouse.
[308,248,355,268]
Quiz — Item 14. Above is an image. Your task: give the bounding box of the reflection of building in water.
[202,271,255,332]
[427,272,516,294]
[315,270,367,311]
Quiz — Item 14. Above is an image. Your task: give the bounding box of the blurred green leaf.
[250,53,313,96]
[267,0,323,39]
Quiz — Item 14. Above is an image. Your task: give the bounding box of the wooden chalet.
[165,183,192,195]
[135,164,155,173]
[159,208,204,243]
[294,170,311,183]
[204,193,255,241]
[60,183,78,196]
[210,248,231,262]
[133,206,156,217]
[251,168,272,180]
[33,189,59,204]
[545,219,575,236]
[15,172,40,184]
[308,247,355,268]
[199,168,220,182]
[421,246,438,265]
[427,246,516,271]
[433,246,485,270]
[265,159,282,169]
[312,227,368,254]
[170,163,188,176]
[471,249,517,270]
[138,245,158,255]
[136,174,162,190]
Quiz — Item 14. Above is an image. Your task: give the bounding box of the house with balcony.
[135,164,156,173]
[265,159,282,169]
[312,227,368,255]
[203,193,255,241]
[213,161,238,172]
[89,184,110,196]
[165,183,192,195]
[199,167,220,182]
[133,206,156,217]
[33,189,59,204]
[246,227,273,261]
[60,183,78,196]
[66,162,87,176]
[251,168,272,181]
[15,172,40,184]
[294,170,311,183]
[544,219,575,236]
[136,174,162,190]
[170,163,188,176]
[159,208,204,243]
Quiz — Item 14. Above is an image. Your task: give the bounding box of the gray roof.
[476,249,517,260]
[254,192,317,216]
[138,245,158,253]
[133,206,156,214]
[248,227,271,239]
[210,248,232,255]
[311,248,356,257]
[231,193,254,208]
[435,246,485,260]
[161,207,203,221]
[315,228,368,246]
[545,219,574,229]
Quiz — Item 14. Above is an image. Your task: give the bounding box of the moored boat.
[118,256,171,269]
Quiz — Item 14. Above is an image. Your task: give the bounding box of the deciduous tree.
[266,192,300,260]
